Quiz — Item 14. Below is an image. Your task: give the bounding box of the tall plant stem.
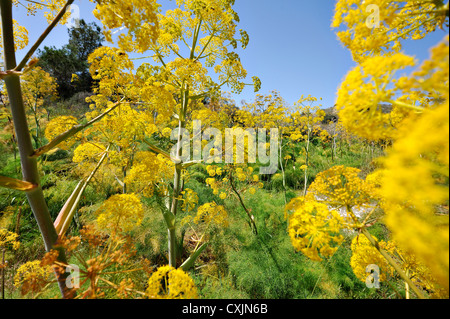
[1,0,72,298]
[229,170,258,235]
[361,228,425,299]
[303,129,311,196]
[167,86,189,267]
[14,0,75,72]
[1,249,5,299]
[279,143,287,205]
[346,206,425,299]
[361,228,424,299]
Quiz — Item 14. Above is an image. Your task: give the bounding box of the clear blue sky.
[13,0,449,109]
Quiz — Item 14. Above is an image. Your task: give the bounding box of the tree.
[37,19,104,99]
[86,0,261,268]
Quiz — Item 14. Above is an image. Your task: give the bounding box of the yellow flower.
[0,19,29,51]
[93,0,160,53]
[95,194,145,233]
[14,260,53,296]
[336,53,416,141]
[44,116,81,150]
[331,0,448,63]
[125,152,174,197]
[286,197,345,262]
[181,188,199,212]
[73,143,106,163]
[306,166,376,219]
[146,265,198,299]
[0,228,20,251]
[350,235,394,283]
[162,127,173,138]
[380,102,449,292]
[194,202,229,228]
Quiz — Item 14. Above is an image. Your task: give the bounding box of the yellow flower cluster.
[332,0,448,62]
[328,2,449,296]
[0,228,20,252]
[146,265,198,299]
[165,58,209,94]
[22,66,58,110]
[193,202,229,228]
[180,188,199,212]
[350,235,448,297]
[125,152,174,197]
[286,197,345,262]
[306,166,376,216]
[350,235,395,283]
[95,194,145,234]
[87,47,136,103]
[336,53,416,141]
[236,92,288,130]
[289,96,326,142]
[72,143,106,164]
[206,165,262,198]
[14,260,53,296]
[44,116,81,150]
[206,165,223,177]
[92,0,160,53]
[379,101,449,292]
[0,19,28,52]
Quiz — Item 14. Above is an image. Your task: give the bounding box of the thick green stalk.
[303,129,311,196]
[1,0,71,298]
[361,228,426,299]
[167,87,189,267]
[345,205,425,299]
[229,170,258,235]
[279,143,287,205]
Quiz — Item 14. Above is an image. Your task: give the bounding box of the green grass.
[1,111,397,299]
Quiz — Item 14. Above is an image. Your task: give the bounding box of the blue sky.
[13,0,449,109]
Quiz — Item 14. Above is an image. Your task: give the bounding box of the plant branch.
[32,99,123,157]
[14,0,75,72]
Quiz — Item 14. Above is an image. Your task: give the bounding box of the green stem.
[14,0,75,72]
[167,86,189,267]
[303,129,311,196]
[390,100,425,112]
[32,99,123,158]
[1,0,72,299]
[361,228,426,299]
[229,170,258,235]
[279,144,287,205]
[1,249,5,299]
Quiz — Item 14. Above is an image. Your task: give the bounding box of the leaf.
[54,180,85,236]
[32,100,122,158]
[180,243,208,272]
[142,138,172,161]
[0,175,37,192]
[54,148,109,237]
